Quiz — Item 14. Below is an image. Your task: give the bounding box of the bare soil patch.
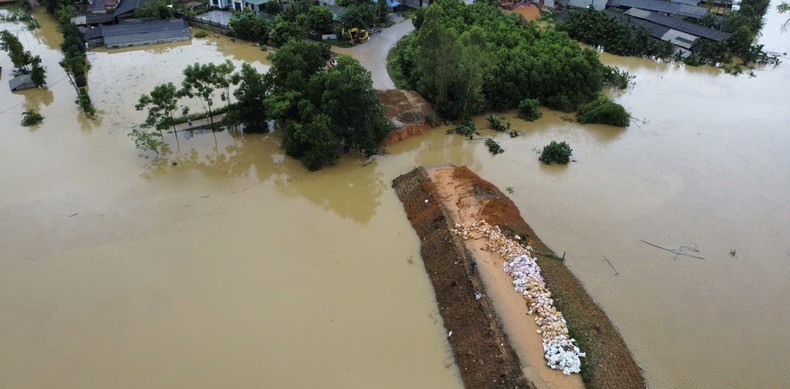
[378,89,438,146]
[393,166,646,389]
[392,168,532,389]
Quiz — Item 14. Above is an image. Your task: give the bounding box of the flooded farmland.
[1,6,789,389]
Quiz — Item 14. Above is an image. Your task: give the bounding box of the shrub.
[518,98,541,121]
[485,138,504,155]
[20,110,44,126]
[539,141,572,165]
[602,66,633,89]
[576,95,630,127]
[194,30,209,38]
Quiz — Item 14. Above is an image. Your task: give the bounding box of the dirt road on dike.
[332,20,415,90]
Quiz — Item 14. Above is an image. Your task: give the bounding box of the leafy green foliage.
[390,0,609,119]
[128,127,164,155]
[228,63,270,132]
[447,121,477,137]
[559,9,674,59]
[179,61,237,130]
[539,141,572,165]
[342,4,375,29]
[194,30,209,38]
[56,21,95,115]
[306,6,334,33]
[134,0,174,19]
[486,114,510,132]
[230,8,271,44]
[485,138,504,155]
[266,41,391,170]
[21,110,43,127]
[602,66,633,90]
[136,82,180,134]
[518,98,541,121]
[268,17,307,47]
[576,95,630,127]
[0,30,32,71]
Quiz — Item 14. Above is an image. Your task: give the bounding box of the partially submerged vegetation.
[539,141,573,165]
[37,2,96,116]
[390,0,628,120]
[20,110,43,127]
[267,41,391,170]
[131,42,389,171]
[577,94,631,127]
[0,0,40,30]
[0,30,46,87]
[559,2,779,68]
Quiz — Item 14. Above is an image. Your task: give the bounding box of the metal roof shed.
[102,19,191,48]
[624,8,731,41]
[608,0,709,19]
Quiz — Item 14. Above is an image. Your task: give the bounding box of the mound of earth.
[393,166,646,389]
[377,89,438,146]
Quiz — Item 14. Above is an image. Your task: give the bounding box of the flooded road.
[1,6,789,389]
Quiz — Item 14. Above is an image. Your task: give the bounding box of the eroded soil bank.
[392,168,531,389]
[393,166,645,389]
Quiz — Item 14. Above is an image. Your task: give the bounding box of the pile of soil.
[392,168,532,389]
[450,166,646,388]
[377,89,438,146]
[377,89,436,125]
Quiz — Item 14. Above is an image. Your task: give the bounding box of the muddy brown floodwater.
[1,6,788,389]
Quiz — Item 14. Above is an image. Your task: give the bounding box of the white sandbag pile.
[452,220,585,375]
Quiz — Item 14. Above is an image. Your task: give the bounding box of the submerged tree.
[228,63,269,132]
[0,31,31,71]
[180,62,219,130]
[128,127,164,155]
[29,56,46,87]
[136,82,180,136]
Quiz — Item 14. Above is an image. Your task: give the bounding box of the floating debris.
[452,220,585,375]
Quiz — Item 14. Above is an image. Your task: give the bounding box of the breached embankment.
[392,166,646,389]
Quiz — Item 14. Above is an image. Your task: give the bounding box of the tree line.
[389,0,629,124]
[0,30,47,87]
[228,0,390,46]
[40,0,96,116]
[133,42,390,171]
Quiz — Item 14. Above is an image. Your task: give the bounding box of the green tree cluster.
[58,23,94,115]
[0,30,46,87]
[230,8,272,44]
[21,110,44,127]
[266,41,391,170]
[559,9,674,59]
[576,94,630,127]
[518,98,541,122]
[134,0,174,20]
[390,1,622,119]
[268,16,307,47]
[539,141,572,165]
[306,6,334,33]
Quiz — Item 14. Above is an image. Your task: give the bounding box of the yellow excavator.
[347,28,369,45]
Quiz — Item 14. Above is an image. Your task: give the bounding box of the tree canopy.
[390,0,615,119]
[266,41,390,170]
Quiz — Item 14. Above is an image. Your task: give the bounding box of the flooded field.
[2,6,789,389]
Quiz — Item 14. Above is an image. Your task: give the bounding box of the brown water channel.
[1,7,788,389]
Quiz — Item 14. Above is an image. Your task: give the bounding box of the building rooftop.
[608,0,709,19]
[624,7,731,41]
